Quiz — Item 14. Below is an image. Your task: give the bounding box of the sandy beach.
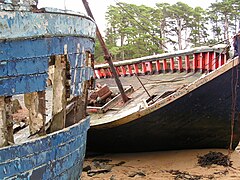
[81,145,240,180]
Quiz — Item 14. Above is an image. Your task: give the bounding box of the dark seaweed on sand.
[198,151,232,167]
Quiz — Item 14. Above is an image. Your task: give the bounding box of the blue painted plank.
[18,148,56,174]
[85,67,94,81]
[69,67,94,96]
[51,148,80,177]
[50,117,89,147]
[1,0,37,6]
[0,117,90,179]
[68,53,84,69]
[0,37,95,61]
[55,136,84,159]
[0,11,96,40]
[0,57,48,78]
[55,160,84,180]
[0,159,20,178]
[81,67,86,82]
[0,74,47,96]
[70,68,82,96]
[0,61,8,77]
[0,137,51,164]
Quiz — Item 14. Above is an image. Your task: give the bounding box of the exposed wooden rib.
[50,55,67,132]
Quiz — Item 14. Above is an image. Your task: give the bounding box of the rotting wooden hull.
[87,57,240,152]
[0,117,90,179]
[0,1,96,179]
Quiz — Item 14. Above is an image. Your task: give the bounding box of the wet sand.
[81,146,240,179]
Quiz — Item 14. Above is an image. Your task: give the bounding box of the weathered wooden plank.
[38,91,46,135]
[0,57,48,77]
[1,0,38,6]
[4,97,14,144]
[68,53,85,69]
[0,11,96,40]
[0,97,8,147]
[0,96,13,147]
[24,92,45,136]
[0,37,95,61]
[0,74,47,96]
[70,67,93,96]
[75,52,91,122]
[50,55,67,132]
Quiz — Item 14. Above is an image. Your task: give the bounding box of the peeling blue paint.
[0,37,95,61]
[0,6,95,179]
[0,116,90,179]
[0,35,95,96]
[0,57,48,77]
[0,11,96,40]
[0,74,47,96]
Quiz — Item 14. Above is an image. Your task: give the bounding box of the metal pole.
[82,0,129,103]
[135,75,154,104]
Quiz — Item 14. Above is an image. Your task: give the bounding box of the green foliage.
[94,0,240,62]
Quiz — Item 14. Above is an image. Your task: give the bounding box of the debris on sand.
[87,169,111,177]
[92,158,112,168]
[128,171,146,178]
[198,151,232,167]
[83,165,91,172]
[167,170,203,180]
[115,161,126,166]
[84,159,127,177]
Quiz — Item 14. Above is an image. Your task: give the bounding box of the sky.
[38,0,217,34]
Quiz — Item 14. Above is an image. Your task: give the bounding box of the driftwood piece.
[24,91,45,136]
[50,55,67,132]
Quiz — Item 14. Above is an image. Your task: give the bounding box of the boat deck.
[89,72,204,125]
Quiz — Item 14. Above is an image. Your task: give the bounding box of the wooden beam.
[50,55,67,132]
[5,97,14,144]
[73,52,90,124]
[38,91,46,135]
[24,92,45,136]
[0,97,9,147]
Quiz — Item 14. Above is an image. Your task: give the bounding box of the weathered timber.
[74,52,90,124]
[0,97,14,147]
[50,55,67,132]
[5,97,14,143]
[0,97,8,147]
[0,0,38,6]
[24,92,45,135]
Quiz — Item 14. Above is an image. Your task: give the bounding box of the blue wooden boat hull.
[0,117,90,179]
[0,3,96,179]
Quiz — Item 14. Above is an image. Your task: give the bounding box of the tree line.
[94,0,240,62]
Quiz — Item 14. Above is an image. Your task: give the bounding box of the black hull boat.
[87,42,240,152]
